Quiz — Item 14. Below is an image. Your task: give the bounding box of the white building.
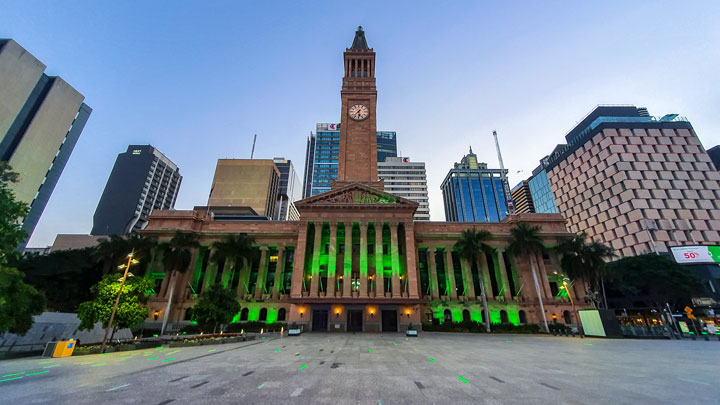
[378,157,430,220]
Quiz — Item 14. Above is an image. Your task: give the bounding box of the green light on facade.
[458,376,469,383]
[25,371,48,376]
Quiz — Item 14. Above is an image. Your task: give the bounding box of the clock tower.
[336,26,380,187]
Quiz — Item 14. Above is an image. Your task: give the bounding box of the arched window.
[500,310,509,324]
[259,308,268,322]
[563,310,571,324]
[240,308,249,321]
[443,309,452,322]
[462,309,471,322]
[519,310,527,324]
[278,308,286,322]
[425,311,433,323]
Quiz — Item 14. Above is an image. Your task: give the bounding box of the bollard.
[690,331,696,340]
[702,332,709,341]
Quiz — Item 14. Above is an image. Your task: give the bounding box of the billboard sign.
[670,246,720,264]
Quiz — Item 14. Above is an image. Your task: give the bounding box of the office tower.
[302,124,397,198]
[510,181,534,214]
[92,145,181,235]
[207,159,279,218]
[273,157,301,220]
[440,147,509,222]
[378,157,430,220]
[0,39,92,248]
[528,105,720,257]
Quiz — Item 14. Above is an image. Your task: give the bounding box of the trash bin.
[52,340,76,357]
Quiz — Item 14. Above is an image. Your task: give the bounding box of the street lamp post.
[562,277,584,338]
[100,249,139,354]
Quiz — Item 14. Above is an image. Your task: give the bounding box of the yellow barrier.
[52,340,76,358]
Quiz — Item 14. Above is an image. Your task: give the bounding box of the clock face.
[349,104,369,121]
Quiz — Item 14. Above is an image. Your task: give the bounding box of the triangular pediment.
[296,182,418,208]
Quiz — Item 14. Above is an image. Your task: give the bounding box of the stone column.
[460,257,476,299]
[480,252,494,298]
[359,222,369,297]
[496,249,512,300]
[374,222,384,297]
[309,222,322,297]
[254,246,268,299]
[390,222,401,297]
[428,247,439,299]
[404,223,419,299]
[536,252,553,299]
[444,248,458,300]
[290,222,309,298]
[327,223,337,297]
[343,222,352,297]
[272,246,285,299]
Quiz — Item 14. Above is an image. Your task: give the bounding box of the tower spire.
[350,26,370,50]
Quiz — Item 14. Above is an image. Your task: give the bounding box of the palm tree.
[454,228,494,332]
[210,234,257,293]
[159,231,200,335]
[557,233,615,308]
[507,222,549,332]
[93,235,130,274]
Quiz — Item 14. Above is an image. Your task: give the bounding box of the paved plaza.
[0,333,717,404]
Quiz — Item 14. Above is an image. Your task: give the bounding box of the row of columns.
[345,57,373,78]
[293,221,418,299]
[424,248,514,301]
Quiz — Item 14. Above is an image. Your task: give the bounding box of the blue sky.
[2,1,719,247]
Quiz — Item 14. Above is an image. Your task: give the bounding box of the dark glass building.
[440,148,509,222]
[92,145,181,235]
[376,131,397,162]
[273,157,301,220]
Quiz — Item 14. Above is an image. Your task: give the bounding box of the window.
[240,308,249,321]
[500,310,509,324]
[259,308,268,322]
[519,310,527,324]
[563,310,572,324]
[278,308,286,321]
[443,309,452,322]
[462,310,471,322]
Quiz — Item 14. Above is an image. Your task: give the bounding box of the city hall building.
[142,27,581,332]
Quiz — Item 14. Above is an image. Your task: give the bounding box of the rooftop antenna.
[493,130,514,215]
[250,134,257,159]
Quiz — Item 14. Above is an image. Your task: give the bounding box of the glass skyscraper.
[302,123,397,198]
[440,148,509,222]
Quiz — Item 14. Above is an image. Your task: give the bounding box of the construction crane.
[493,130,514,215]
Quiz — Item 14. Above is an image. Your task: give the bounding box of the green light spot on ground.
[91,363,107,367]
[506,340,512,343]
[163,358,174,362]
[585,343,593,346]
[428,358,435,362]
[100,353,109,356]
[26,371,49,376]
[167,350,181,355]
[300,365,307,370]
[368,349,371,353]
[458,376,469,383]
[275,349,280,352]
[208,349,216,352]
[393,341,397,344]
[148,357,159,360]
[43,365,60,369]
[38,361,52,364]
[2,373,24,377]
[0,376,23,382]
[156,346,163,350]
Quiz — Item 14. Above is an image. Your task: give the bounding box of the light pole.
[562,277,584,338]
[100,249,139,354]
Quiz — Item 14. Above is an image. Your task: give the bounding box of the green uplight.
[156,346,163,350]
[0,376,23,382]
[25,371,48,376]
[428,358,435,362]
[458,376,469,383]
[153,334,158,337]
[163,358,174,362]
[148,357,159,360]
[300,365,307,370]
[689,332,695,335]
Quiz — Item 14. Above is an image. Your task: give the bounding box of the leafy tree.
[0,162,29,263]
[15,247,103,312]
[607,254,701,312]
[0,266,46,335]
[454,228,494,332]
[210,234,257,292]
[507,222,549,332]
[556,232,615,308]
[190,284,241,333]
[77,272,154,340]
[159,231,200,335]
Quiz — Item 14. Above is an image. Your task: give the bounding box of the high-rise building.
[207,159,279,218]
[527,105,720,257]
[378,157,430,220]
[92,145,181,235]
[376,131,397,163]
[0,39,92,248]
[273,157,301,221]
[708,145,720,171]
[510,181,534,214]
[302,124,397,198]
[440,147,509,222]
